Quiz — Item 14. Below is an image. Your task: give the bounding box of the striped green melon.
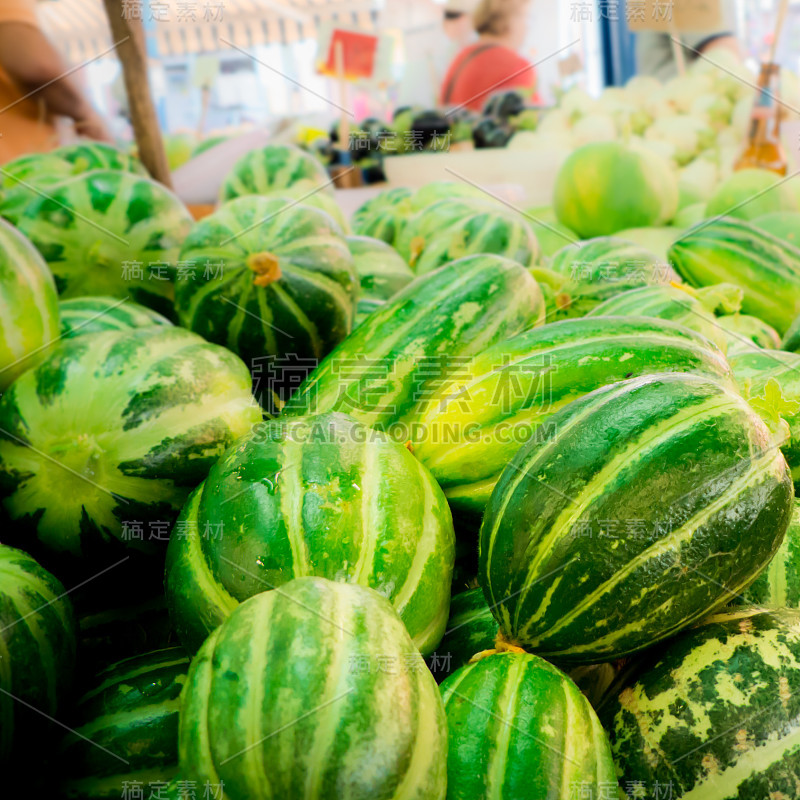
[409,181,487,212]
[587,283,741,353]
[352,187,413,245]
[735,500,800,608]
[174,196,356,414]
[179,577,448,800]
[280,185,350,233]
[58,647,190,799]
[547,236,678,318]
[284,254,546,432]
[413,317,734,520]
[0,219,60,390]
[0,327,262,560]
[669,217,800,335]
[60,296,172,339]
[441,652,616,800]
[347,235,414,327]
[0,153,77,225]
[706,168,798,222]
[603,607,800,799]
[0,543,77,761]
[52,142,148,176]
[434,588,497,681]
[165,412,455,655]
[718,313,782,357]
[396,197,498,266]
[414,207,540,275]
[479,372,794,663]
[728,349,800,489]
[15,170,194,317]
[219,144,332,203]
[782,312,800,352]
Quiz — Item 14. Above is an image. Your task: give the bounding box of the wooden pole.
[669,21,686,76]
[770,0,790,64]
[102,0,172,188]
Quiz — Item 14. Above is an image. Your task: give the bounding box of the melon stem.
[247,252,282,287]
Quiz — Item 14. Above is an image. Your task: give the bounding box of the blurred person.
[636,0,740,81]
[441,0,539,111]
[0,0,112,162]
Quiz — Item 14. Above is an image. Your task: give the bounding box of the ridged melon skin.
[352,187,413,245]
[441,652,616,800]
[718,314,782,356]
[412,316,734,519]
[0,543,77,761]
[603,608,800,800]
[178,578,448,800]
[59,647,190,799]
[59,296,172,339]
[284,255,547,432]
[165,413,455,655]
[0,327,262,560]
[669,217,800,336]
[0,218,60,390]
[479,373,794,663]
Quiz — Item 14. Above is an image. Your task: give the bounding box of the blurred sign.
[318,29,380,81]
[627,0,723,33]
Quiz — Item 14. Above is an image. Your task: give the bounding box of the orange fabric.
[0,0,58,163]
[441,43,540,112]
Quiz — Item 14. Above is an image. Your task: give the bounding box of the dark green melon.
[346,235,414,327]
[284,254,546,432]
[480,373,794,663]
[59,647,190,799]
[179,578,448,799]
[60,295,172,339]
[219,144,331,202]
[441,652,616,800]
[174,196,356,414]
[669,217,800,335]
[603,607,800,799]
[0,543,77,761]
[165,413,455,655]
[413,317,734,520]
[0,327,262,561]
[15,170,194,317]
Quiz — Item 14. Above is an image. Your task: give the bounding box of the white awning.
[37,0,379,61]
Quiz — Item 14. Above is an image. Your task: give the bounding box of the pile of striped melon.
[3,140,800,800]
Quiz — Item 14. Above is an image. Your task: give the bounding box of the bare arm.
[0,22,112,141]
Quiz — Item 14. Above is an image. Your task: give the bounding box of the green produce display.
[59,296,172,339]
[441,653,616,800]
[52,142,148,175]
[0,218,59,390]
[346,235,414,326]
[554,141,679,238]
[59,648,190,799]
[587,282,740,353]
[413,317,733,519]
[285,254,546,431]
[480,373,794,663]
[179,578,448,800]
[219,144,332,202]
[166,413,454,654]
[547,236,677,318]
[603,608,800,799]
[0,327,262,560]
[15,170,193,317]
[0,543,76,760]
[669,217,800,336]
[175,196,356,413]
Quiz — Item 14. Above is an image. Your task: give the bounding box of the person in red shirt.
[441,0,539,112]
